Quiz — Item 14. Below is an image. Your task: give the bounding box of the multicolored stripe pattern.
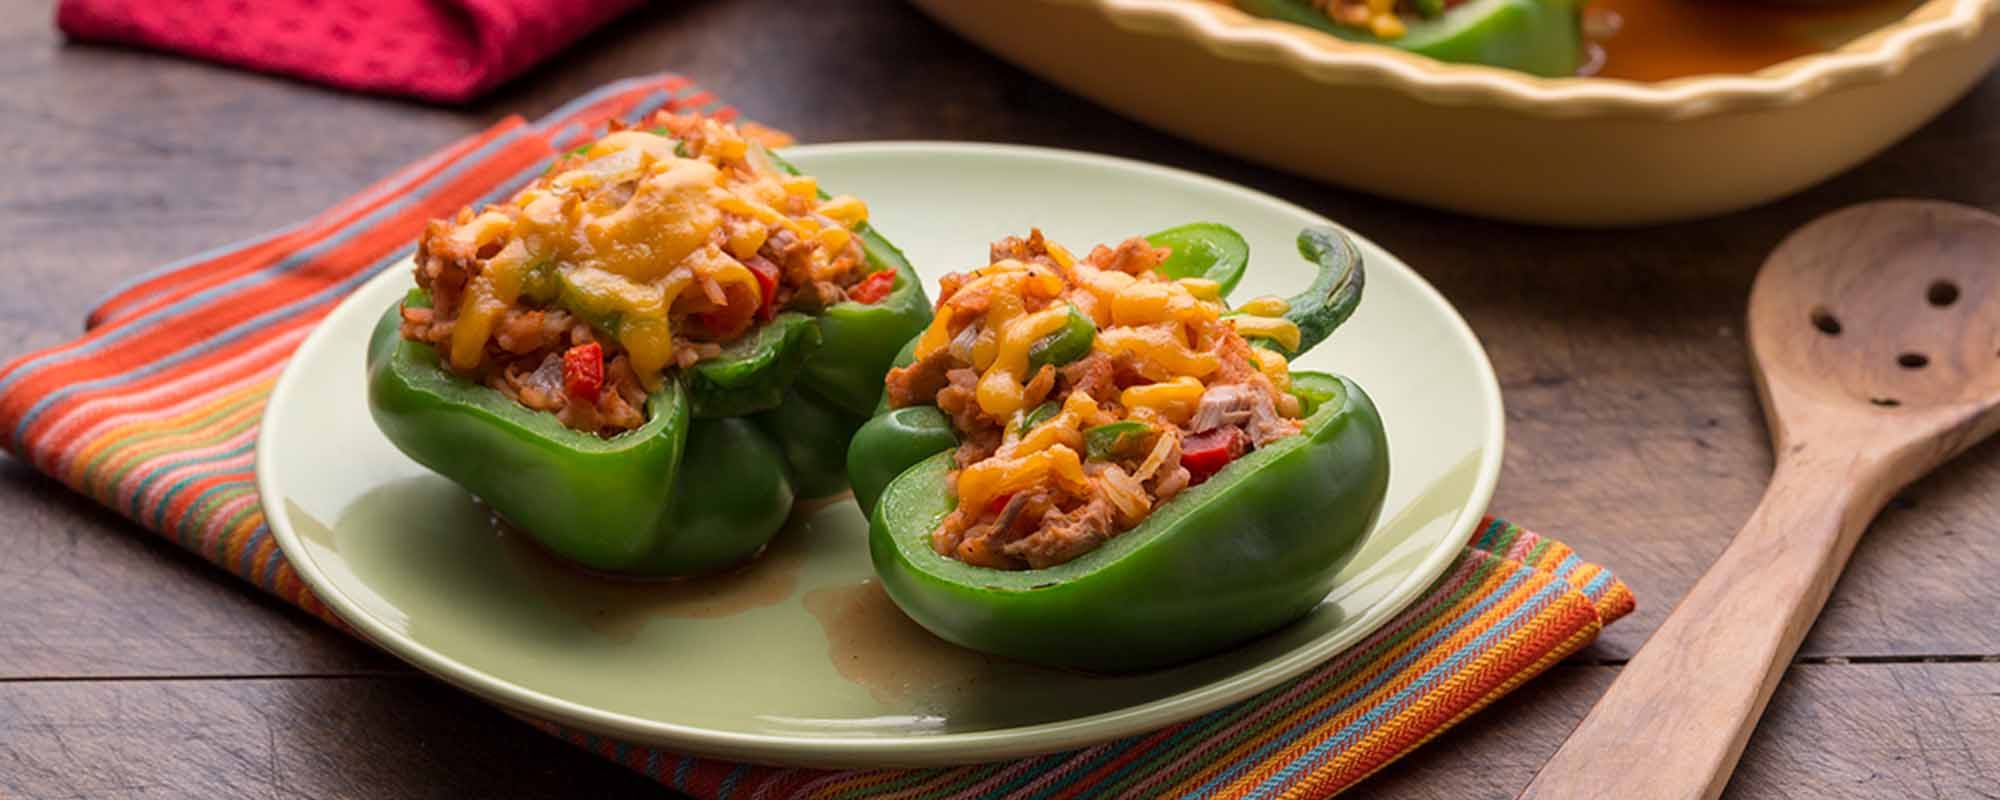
[0,73,1634,799]
[530,519,1633,799]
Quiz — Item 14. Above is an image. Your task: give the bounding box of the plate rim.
[257,140,1504,768]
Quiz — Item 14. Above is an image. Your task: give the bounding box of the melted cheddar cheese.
[426,115,871,387]
[886,230,1322,570]
[908,232,1304,510]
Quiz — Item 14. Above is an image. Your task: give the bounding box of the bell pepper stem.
[1274,226,1366,360]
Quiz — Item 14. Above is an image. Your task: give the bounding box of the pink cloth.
[56,0,642,103]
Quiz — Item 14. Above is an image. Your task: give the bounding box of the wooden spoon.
[1520,199,2000,800]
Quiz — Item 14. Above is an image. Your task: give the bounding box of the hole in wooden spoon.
[1898,353,1929,369]
[1871,396,1901,407]
[1809,308,1841,335]
[1928,281,1959,307]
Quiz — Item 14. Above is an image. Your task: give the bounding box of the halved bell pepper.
[368,297,792,576]
[849,224,1359,514]
[366,146,931,576]
[872,372,1388,671]
[846,224,1390,672]
[1237,0,1582,77]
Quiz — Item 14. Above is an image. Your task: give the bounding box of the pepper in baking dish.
[846,224,1388,671]
[1236,0,1583,77]
[367,113,930,576]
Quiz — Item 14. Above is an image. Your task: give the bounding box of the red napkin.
[55,0,642,103]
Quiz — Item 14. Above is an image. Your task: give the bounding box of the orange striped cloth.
[0,73,1634,799]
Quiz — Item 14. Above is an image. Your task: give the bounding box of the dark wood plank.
[1,663,1991,799]
[0,461,396,679]
[0,676,665,799]
[1364,662,2000,799]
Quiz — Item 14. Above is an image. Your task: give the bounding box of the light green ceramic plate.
[258,143,1503,769]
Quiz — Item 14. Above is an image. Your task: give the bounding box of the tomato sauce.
[1221,0,1928,81]
[1585,0,1927,81]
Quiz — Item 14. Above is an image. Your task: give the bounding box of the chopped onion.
[1134,429,1178,482]
[1095,464,1151,524]
[949,321,982,363]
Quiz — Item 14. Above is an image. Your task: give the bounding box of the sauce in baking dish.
[1583,0,1928,81]
[1221,0,1929,80]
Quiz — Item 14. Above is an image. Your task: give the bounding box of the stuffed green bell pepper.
[368,112,929,577]
[849,225,1389,672]
[1238,0,1582,77]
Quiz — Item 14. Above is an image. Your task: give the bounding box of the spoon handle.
[1519,449,1894,800]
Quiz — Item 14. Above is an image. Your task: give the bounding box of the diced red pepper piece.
[562,342,604,403]
[746,256,782,321]
[698,258,783,336]
[848,269,898,304]
[697,280,761,339]
[986,492,1016,516]
[1181,427,1250,486]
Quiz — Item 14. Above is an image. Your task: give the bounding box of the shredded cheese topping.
[892,231,1308,568]
[423,116,871,388]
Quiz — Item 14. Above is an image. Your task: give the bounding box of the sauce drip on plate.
[492,507,809,638]
[803,579,999,706]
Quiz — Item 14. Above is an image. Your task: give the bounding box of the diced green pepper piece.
[1084,421,1153,461]
[1028,305,1095,371]
[1019,402,1061,434]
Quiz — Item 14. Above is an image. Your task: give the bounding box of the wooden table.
[3,1,1997,796]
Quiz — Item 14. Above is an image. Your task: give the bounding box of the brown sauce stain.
[1588,0,1924,81]
[492,507,813,640]
[803,579,998,706]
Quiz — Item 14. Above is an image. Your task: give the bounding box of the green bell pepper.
[365,144,931,576]
[367,299,792,576]
[846,405,958,515]
[849,225,1370,516]
[846,223,1390,671]
[1028,305,1097,371]
[767,152,935,418]
[1148,222,1249,295]
[685,312,821,419]
[1084,420,1154,461]
[751,384,869,501]
[870,372,1388,672]
[1017,402,1061,434]
[1237,0,1582,77]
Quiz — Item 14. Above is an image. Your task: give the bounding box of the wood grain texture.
[1,664,1992,799]
[0,461,398,679]
[0,0,1998,795]
[0,677,666,799]
[1524,201,2000,799]
[1367,663,2000,799]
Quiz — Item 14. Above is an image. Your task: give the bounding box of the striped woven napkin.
[0,73,1634,799]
